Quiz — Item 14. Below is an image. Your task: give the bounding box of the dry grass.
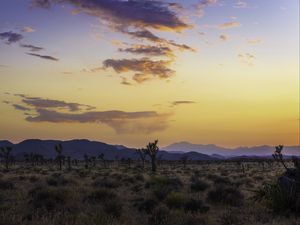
[0,161,298,225]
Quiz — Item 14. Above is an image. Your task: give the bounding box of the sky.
[0,0,299,148]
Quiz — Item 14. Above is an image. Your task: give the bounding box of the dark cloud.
[172,101,196,106]
[9,94,171,133]
[23,106,170,134]
[26,53,59,61]
[12,104,31,111]
[119,45,174,57]
[124,29,163,42]
[0,31,23,44]
[21,44,44,52]
[32,0,190,31]
[219,34,229,41]
[25,108,170,134]
[103,58,174,83]
[21,96,93,112]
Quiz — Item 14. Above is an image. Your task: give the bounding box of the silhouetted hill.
[163,141,300,156]
[0,139,217,161]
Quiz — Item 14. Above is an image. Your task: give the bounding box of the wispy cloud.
[20,44,44,52]
[247,38,263,45]
[0,31,23,44]
[119,45,174,57]
[218,22,241,29]
[26,53,59,61]
[171,101,196,106]
[22,26,35,33]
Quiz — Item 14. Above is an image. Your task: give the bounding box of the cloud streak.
[21,44,44,52]
[26,53,59,61]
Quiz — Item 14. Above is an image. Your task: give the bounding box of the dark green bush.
[165,192,186,209]
[184,199,209,213]
[207,185,244,207]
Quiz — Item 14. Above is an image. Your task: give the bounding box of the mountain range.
[0,139,299,161]
[163,141,300,156]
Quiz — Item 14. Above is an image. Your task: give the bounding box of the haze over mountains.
[0,139,299,160]
[163,141,300,156]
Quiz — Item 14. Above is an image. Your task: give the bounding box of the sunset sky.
[0,0,299,148]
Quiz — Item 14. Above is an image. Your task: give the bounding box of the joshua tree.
[98,153,106,168]
[180,155,188,168]
[55,143,64,170]
[145,140,159,173]
[0,146,13,170]
[272,145,289,171]
[67,156,72,170]
[84,154,89,169]
[136,148,147,169]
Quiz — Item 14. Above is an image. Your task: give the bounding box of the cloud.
[12,104,31,111]
[219,34,229,41]
[125,29,162,42]
[119,45,174,57]
[120,77,132,86]
[218,22,241,29]
[22,26,35,33]
[0,31,23,44]
[25,108,170,134]
[196,0,218,17]
[234,1,248,8]
[32,0,190,31]
[171,101,196,106]
[238,53,255,66]
[103,58,174,82]
[26,53,59,61]
[247,38,263,45]
[19,96,94,112]
[20,44,44,52]
[9,94,171,134]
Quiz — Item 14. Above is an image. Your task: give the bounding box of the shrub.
[28,186,70,211]
[253,182,299,214]
[146,176,183,199]
[190,179,209,192]
[93,177,119,188]
[86,188,117,204]
[103,198,123,218]
[218,209,242,225]
[46,174,69,186]
[184,199,209,213]
[0,179,14,190]
[207,185,244,207]
[165,192,186,209]
[136,198,158,213]
[149,205,170,225]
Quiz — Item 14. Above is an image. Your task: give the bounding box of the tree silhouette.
[145,140,159,172]
[54,143,64,170]
[136,148,147,169]
[0,146,13,170]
